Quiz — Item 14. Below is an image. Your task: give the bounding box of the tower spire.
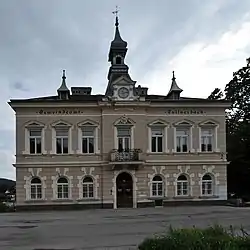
[57,70,70,100]
[166,71,183,99]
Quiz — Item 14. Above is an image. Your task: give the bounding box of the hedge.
[138,225,250,250]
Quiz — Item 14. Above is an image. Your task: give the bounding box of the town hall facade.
[9,16,230,210]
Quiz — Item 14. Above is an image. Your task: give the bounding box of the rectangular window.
[117,126,131,152]
[82,126,95,154]
[83,183,94,198]
[201,129,213,152]
[151,127,163,153]
[176,129,188,152]
[31,185,42,199]
[29,129,42,154]
[56,129,69,154]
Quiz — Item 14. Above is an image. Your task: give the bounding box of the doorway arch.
[116,172,133,208]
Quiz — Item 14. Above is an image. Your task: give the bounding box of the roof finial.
[112,5,119,27]
[62,69,66,80]
[172,71,176,81]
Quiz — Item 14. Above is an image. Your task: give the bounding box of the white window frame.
[113,116,135,150]
[30,177,42,200]
[57,177,69,199]
[173,120,194,153]
[200,128,214,152]
[201,174,214,196]
[176,174,189,196]
[151,175,164,197]
[50,121,72,154]
[198,120,219,152]
[147,120,169,153]
[82,176,94,198]
[23,122,46,155]
[77,121,100,154]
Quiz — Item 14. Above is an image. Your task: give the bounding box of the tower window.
[116,56,122,64]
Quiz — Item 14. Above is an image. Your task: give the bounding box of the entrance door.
[116,172,133,208]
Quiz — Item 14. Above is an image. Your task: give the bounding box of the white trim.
[131,126,135,149]
[51,168,73,200]
[77,125,100,154]
[114,127,118,149]
[17,114,228,118]
[23,126,46,155]
[147,126,151,153]
[23,168,46,201]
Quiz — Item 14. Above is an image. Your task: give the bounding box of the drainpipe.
[101,109,104,209]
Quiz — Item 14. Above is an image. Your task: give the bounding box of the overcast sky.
[1,0,250,180]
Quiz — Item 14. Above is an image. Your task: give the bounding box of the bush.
[138,225,250,250]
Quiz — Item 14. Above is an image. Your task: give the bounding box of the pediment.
[114,115,135,126]
[199,119,218,126]
[148,119,168,127]
[112,75,136,86]
[25,121,44,127]
[51,120,72,127]
[174,119,194,126]
[78,119,99,127]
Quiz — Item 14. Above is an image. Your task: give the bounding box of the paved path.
[0,206,249,250]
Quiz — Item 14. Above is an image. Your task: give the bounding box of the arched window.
[30,177,42,199]
[83,176,94,198]
[116,56,122,64]
[202,174,213,195]
[177,174,189,196]
[57,177,69,199]
[152,175,163,197]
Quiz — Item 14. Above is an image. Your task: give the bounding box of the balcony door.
[117,126,131,152]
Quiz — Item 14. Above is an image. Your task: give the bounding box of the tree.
[207,88,223,100]
[223,58,250,196]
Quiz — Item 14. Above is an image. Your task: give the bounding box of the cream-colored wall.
[15,105,227,164]
[16,164,227,205]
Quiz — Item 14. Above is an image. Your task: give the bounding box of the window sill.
[173,196,194,200]
[76,198,99,202]
[76,153,101,157]
[197,151,220,154]
[148,196,166,200]
[25,199,47,203]
[51,199,73,202]
[146,152,169,155]
[199,195,219,199]
[22,153,48,157]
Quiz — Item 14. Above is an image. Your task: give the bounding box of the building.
[8,16,230,211]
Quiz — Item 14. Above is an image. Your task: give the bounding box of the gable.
[25,121,44,127]
[199,119,219,126]
[174,119,194,126]
[51,120,72,127]
[148,119,168,126]
[114,115,135,126]
[112,75,136,86]
[78,119,99,127]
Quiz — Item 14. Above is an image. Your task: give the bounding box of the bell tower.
[105,7,138,101]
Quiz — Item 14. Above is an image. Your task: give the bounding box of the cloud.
[0,0,250,179]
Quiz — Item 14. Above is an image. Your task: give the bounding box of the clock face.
[118,87,129,99]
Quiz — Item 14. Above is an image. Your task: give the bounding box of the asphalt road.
[0,206,249,250]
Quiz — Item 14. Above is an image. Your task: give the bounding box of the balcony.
[110,149,143,165]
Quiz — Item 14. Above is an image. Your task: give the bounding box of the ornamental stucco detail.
[51,168,73,199]
[198,165,220,185]
[77,167,99,199]
[24,168,46,200]
[173,165,195,196]
[147,166,170,196]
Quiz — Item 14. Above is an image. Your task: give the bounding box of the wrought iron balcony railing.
[110,149,142,162]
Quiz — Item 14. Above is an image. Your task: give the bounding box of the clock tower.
[105,8,139,101]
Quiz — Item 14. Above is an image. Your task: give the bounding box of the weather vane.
[112,5,119,17]
[112,6,120,26]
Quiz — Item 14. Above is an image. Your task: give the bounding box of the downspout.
[101,109,104,208]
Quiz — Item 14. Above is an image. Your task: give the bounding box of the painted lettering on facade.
[166,109,205,115]
[37,109,84,115]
